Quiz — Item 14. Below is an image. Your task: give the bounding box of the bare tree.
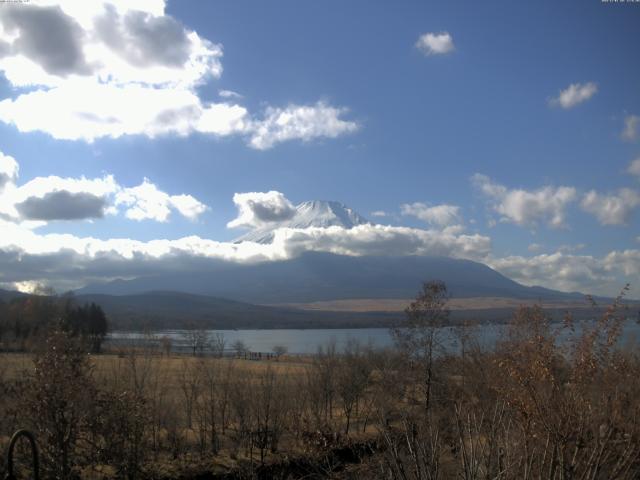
[391,280,449,414]
[312,340,338,427]
[27,329,96,479]
[229,369,253,459]
[160,335,172,356]
[183,328,210,356]
[231,339,249,357]
[217,360,236,434]
[251,366,288,465]
[178,359,201,429]
[194,358,219,454]
[272,344,287,360]
[211,332,226,358]
[336,339,372,435]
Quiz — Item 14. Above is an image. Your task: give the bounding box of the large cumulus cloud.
[0,4,91,77]
[0,1,358,148]
[487,252,626,297]
[400,202,462,227]
[0,153,207,223]
[581,188,640,226]
[227,191,296,229]
[472,174,577,228]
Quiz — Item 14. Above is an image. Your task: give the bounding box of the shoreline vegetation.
[0,282,639,478]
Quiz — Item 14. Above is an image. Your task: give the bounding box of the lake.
[107,320,640,355]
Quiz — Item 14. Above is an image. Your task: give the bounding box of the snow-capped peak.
[290,200,369,229]
[235,200,370,244]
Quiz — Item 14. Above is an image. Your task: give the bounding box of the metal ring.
[5,430,39,480]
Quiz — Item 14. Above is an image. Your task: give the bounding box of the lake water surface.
[108,320,640,355]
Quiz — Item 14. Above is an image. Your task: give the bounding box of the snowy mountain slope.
[234,200,370,244]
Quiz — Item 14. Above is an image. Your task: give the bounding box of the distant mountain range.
[77,251,585,304]
[71,290,405,330]
[234,200,369,244]
[0,288,27,302]
[0,287,405,329]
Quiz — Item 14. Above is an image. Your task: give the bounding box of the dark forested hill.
[74,290,404,330]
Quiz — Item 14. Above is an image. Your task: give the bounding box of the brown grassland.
[270,297,600,312]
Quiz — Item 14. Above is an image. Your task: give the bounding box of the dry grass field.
[270,296,597,312]
[0,350,312,385]
[1,348,369,479]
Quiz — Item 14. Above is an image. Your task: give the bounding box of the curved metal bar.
[5,429,39,480]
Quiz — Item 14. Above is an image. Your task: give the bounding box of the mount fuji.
[77,199,591,308]
[234,200,370,244]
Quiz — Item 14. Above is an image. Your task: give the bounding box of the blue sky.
[0,0,639,297]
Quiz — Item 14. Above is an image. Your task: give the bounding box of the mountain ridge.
[76,251,587,304]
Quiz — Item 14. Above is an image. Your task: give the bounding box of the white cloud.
[37,1,166,27]
[527,243,586,255]
[604,249,640,279]
[227,191,296,229]
[0,1,221,88]
[0,4,93,80]
[528,243,543,253]
[415,32,455,56]
[472,174,577,228]
[10,175,118,221]
[487,252,615,295]
[0,152,207,223]
[115,179,207,222]
[0,87,355,145]
[549,82,598,109]
[558,243,586,253]
[581,188,640,226]
[0,1,358,149]
[0,80,249,142]
[0,172,118,221]
[196,102,249,136]
[622,115,639,142]
[248,102,359,150]
[370,210,388,218]
[628,158,640,178]
[0,152,19,192]
[272,224,490,260]
[482,244,640,297]
[13,174,119,201]
[169,194,209,220]
[400,202,461,227]
[219,89,243,99]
